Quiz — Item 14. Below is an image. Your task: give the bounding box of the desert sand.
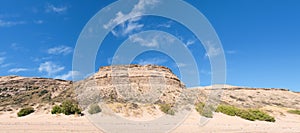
[1,109,299,133]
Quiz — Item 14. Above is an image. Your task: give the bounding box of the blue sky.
[0,0,299,91]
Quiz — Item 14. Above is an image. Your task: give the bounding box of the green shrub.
[61,100,81,115]
[159,104,175,115]
[216,105,241,116]
[17,107,34,117]
[51,105,62,114]
[39,89,48,96]
[88,104,101,114]
[287,110,300,115]
[216,104,275,122]
[51,100,81,115]
[195,102,213,118]
[249,109,275,122]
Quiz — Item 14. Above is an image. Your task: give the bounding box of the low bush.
[88,103,101,114]
[287,110,300,115]
[17,107,34,117]
[51,100,81,115]
[38,89,48,96]
[159,104,175,115]
[51,105,62,114]
[216,104,275,122]
[240,109,275,122]
[216,105,241,116]
[195,102,213,118]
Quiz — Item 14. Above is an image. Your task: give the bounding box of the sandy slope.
[1,110,300,133]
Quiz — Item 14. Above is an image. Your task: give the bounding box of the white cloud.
[226,50,237,54]
[0,19,26,27]
[129,35,158,47]
[104,0,159,36]
[54,71,80,80]
[186,39,196,47]
[34,20,43,24]
[129,33,175,48]
[157,20,173,28]
[0,57,5,64]
[38,61,64,76]
[204,41,221,58]
[137,58,167,65]
[0,53,8,67]
[107,56,119,64]
[1,63,11,68]
[47,45,72,55]
[10,43,25,51]
[123,21,144,36]
[8,68,29,73]
[177,63,187,67]
[46,4,68,14]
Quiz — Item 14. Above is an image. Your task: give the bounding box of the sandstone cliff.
[75,65,185,108]
[0,76,74,112]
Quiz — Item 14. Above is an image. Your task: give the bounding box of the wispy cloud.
[0,53,10,68]
[136,58,167,65]
[204,41,222,58]
[54,71,79,80]
[0,19,26,27]
[112,20,144,36]
[34,20,43,24]
[129,35,158,47]
[129,32,175,47]
[226,50,237,54]
[176,63,187,67]
[8,68,29,73]
[38,61,64,76]
[0,63,11,68]
[47,45,73,55]
[107,56,119,65]
[157,20,173,28]
[104,0,159,36]
[46,4,68,14]
[186,39,196,47]
[10,43,26,51]
[0,57,5,64]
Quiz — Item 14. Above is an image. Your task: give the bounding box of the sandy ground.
[0,110,300,133]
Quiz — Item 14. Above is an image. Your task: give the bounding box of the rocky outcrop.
[0,76,71,98]
[75,65,186,108]
[0,76,73,111]
[190,87,300,109]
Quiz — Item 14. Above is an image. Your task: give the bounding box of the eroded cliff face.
[75,65,186,108]
[0,76,73,111]
[189,87,300,109]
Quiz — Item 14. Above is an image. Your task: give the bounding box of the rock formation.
[75,65,186,108]
[0,76,73,111]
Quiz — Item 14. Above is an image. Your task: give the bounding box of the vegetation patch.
[287,110,300,115]
[38,89,49,97]
[17,107,34,117]
[195,102,213,118]
[88,103,101,114]
[51,100,81,115]
[159,103,175,115]
[216,104,275,122]
[51,105,62,114]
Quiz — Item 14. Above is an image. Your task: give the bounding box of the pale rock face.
[0,76,71,99]
[75,65,186,108]
[0,75,73,111]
